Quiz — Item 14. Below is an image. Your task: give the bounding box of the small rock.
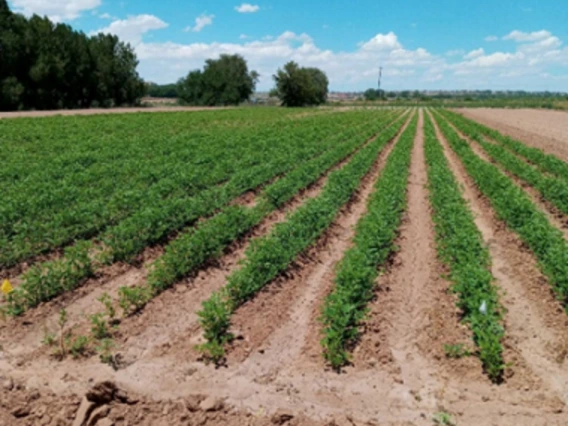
[185,395,203,412]
[27,390,41,402]
[115,389,138,405]
[87,405,110,426]
[38,414,52,426]
[199,396,224,412]
[96,419,114,426]
[271,409,294,424]
[34,404,48,418]
[2,378,14,391]
[11,406,30,418]
[72,397,96,426]
[327,415,355,426]
[86,382,118,404]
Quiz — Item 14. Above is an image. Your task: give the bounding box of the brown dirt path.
[0,106,231,119]
[430,110,568,407]
[352,109,466,407]
[3,109,568,425]
[444,118,568,240]
[223,111,413,366]
[458,108,568,162]
[0,112,400,362]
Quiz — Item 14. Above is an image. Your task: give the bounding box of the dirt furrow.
[0,138,372,411]
[350,109,455,411]
[430,111,568,408]
[458,108,568,162]
[221,113,414,368]
[0,123,392,364]
[445,119,568,240]
[113,119,408,364]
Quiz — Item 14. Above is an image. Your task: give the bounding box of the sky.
[7,0,568,91]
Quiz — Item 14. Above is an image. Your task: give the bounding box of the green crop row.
[320,113,418,369]
[424,112,504,382]
[4,110,404,315]
[442,109,568,182]
[441,112,568,217]
[196,113,411,361]
[144,110,406,300]
[0,109,376,267]
[432,111,568,311]
[118,110,405,314]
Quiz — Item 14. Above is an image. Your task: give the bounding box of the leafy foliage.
[441,110,568,217]
[177,54,259,106]
[0,1,145,111]
[197,112,409,361]
[444,109,568,182]
[272,61,329,107]
[433,110,568,313]
[2,109,403,315]
[425,112,505,381]
[363,89,385,101]
[146,83,178,98]
[320,113,417,369]
[113,110,404,317]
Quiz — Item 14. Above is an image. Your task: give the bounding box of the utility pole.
[378,66,384,99]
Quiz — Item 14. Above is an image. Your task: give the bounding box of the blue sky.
[8,0,568,91]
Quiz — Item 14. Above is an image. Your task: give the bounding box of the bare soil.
[445,118,568,240]
[0,106,230,119]
[458,108,568,161]
[2,109,568,425]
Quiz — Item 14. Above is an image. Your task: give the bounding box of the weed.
[433,412,456,426]
[42,330,57,347]
[98,292,116,321]
[89,313,110,340]
[68,335,89,359]
[444,344,472,359]
[96,338,116,365]
[118,286,152,316]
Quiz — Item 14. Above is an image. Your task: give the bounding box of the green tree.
[147,83,178,98]
[177,54,258,106]
[0,1,145,111]
[272,61,329,107]
[364,88,379,101]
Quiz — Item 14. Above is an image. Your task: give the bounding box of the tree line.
[1,0,329,111]
[0,0,145,111]
[175,56,329,107]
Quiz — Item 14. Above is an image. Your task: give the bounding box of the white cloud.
[360,32,402,51]
[503,30,551,42]
[10,0,101,21]
[184,14,214,32]
[99,12,117,20]
[469,52,524,67]
[446,49,465,57]
[239,34,249,40]
[484,35,498,42]
[235,3,260,13]
[92,15,168,45]
[124,25,568,91]
[136,31,443,90]
[464,48,485,59]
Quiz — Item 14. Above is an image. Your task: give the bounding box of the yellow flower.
[1,279,13,295]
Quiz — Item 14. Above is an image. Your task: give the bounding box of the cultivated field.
[1,107,568,426]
